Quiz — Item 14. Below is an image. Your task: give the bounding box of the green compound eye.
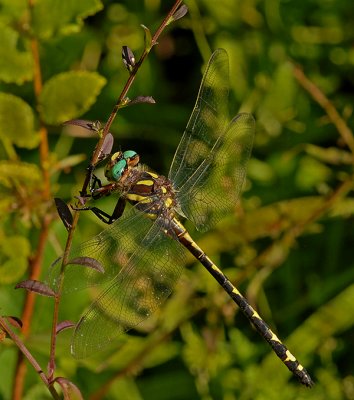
[111,159,127,181]
[123,150,137,160]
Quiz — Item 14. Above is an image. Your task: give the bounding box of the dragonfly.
[49,49,313,387]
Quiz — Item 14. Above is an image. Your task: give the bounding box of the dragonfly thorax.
[104,149,178,218]
[125,170,178,219]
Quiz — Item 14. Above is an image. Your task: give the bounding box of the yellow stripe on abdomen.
[126,193,153,203]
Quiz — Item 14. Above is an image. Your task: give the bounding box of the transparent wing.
[178,113,255,231]
[169,48,229,191]
[71,215,185,358]
[47,205,154,294]
[169,49,255,231]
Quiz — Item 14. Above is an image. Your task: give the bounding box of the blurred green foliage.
[0,0,353,399]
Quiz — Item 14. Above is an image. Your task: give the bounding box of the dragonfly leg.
[74,197,126,225]
[89,207,116,224]
[89,173,103,194]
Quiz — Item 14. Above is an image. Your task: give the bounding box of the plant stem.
[293,63,354,157]
[0,317,60,399]
[48,211,80,381]
[81,0,183,195]
[47,0,184,385]
[12,0,53,397]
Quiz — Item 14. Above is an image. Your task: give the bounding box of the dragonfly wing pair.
[169,48,255,231]
[51,204,186,359]
[50,48,255,359]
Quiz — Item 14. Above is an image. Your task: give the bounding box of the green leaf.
[181,324,208,371]
[32,0,103,40]
[23,383,56,400]
[0,93,39,148]
[0,235,30,284]
[0,0,27,26]
[0,24,33,84]
[141,24,152,52]
[295,156,332,190]
[0,161,42,188]
[109,378,143,400]
[39,71,106,125]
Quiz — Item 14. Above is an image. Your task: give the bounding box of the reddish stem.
[1,316,60,399]
[81,0,183,195]
[47,0,185,391]
[12,1,53,398]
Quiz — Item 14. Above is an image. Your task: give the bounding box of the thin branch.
[292,63,354,157]
[81,0,184,195]
[12,0,53,396]
[48,211,80,381]
[0,316,60,399]
[48,0,184,384]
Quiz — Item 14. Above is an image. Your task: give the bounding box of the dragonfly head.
[105,150,140,182]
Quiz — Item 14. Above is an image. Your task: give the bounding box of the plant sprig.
[1,2,187,398]
[48,0,186,395]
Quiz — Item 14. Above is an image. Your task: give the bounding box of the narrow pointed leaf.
[54,154,87,172]
[170,4,188,23]
[122,46,136,72]
[4,316,23,329]
[67,257,105,273]
[15,280,56,297]
[56,320,75,335]
[97,133,114,161]
[129,96,156,106]
[55,198,73,231]
[54,377,83,400]
[63,119,102,132]
[141,24,152,51]
[118,96,156,109]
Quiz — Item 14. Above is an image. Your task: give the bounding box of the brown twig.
[81,0,184,195]
[48,211,80,381]
[12,0,53,397]
[292,63,354,157]
[47,0,185,386]
[1,316,60,399]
